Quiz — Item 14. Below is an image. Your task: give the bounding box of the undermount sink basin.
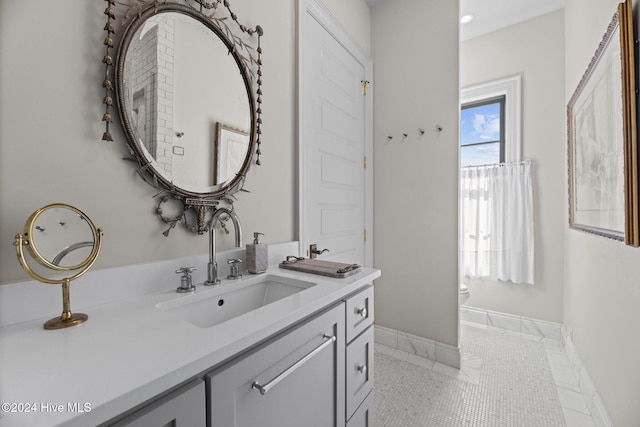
[156,274,316,328]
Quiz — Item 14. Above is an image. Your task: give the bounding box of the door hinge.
[364,229,367,242]
[363,156,367,169]
[361,80,370,96]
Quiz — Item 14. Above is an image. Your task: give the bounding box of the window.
[460,75,521,166]
[460,96,505,167]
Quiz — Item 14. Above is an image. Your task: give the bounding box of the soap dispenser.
[246,232,268,274]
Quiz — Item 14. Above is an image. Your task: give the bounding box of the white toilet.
[459,283,470,306]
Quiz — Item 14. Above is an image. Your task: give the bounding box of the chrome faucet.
[204,208,242,286]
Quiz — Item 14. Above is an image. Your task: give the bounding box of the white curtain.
[459,161,534,284]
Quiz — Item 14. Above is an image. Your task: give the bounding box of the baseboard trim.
[374,324,461,369]
[561,328,615,427]
[460,306,563,340]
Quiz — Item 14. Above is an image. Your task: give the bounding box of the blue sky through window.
[460,101,502,167]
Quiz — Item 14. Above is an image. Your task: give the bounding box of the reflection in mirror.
[215,123,250,185]
[121,12,251,193]
[29,207,95,269]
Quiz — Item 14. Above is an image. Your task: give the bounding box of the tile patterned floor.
[374,321,596,427]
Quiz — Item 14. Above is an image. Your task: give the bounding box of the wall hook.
[386,135,393,143]
[435,125,443,132]
[401,132,408,140]
[418,128,425,136]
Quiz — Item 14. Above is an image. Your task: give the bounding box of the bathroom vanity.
[0,262,379,427]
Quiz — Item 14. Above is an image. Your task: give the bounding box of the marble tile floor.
[374,321,596,427]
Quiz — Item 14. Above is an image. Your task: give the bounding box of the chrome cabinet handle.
[252,334,336,395]
[357,364,367,375]
[357,307,367,318]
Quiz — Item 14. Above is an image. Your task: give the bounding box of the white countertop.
[0,265,380,427]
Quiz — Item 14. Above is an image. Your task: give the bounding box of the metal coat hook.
[386,135,393,143]
[401,132,408,141]
[435,125,443,132]
[418,128,425,136]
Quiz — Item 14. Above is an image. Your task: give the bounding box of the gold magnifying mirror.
[13,203,103,330]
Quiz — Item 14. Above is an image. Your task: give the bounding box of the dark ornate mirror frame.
[101,0,263,235]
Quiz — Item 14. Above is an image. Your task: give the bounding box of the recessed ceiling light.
[460,14,474,24]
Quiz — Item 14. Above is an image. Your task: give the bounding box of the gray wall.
[460,10,566,323]
[0,0,370,285]
[371,0,460,347]
[564,0,640,425]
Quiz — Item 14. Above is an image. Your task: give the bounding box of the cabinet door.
[346,326,374,420]
[110,379,205,426]
[207,304,346,427]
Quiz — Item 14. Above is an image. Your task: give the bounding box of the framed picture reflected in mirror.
[214,123,250,186]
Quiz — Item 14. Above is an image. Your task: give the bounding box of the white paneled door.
[298,1,373,267]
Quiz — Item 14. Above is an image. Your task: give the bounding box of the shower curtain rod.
[461,159,532,170]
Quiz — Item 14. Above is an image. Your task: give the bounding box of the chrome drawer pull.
[252,334,337,395]
[357,307,367,318]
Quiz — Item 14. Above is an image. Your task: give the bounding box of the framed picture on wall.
[567,0,638,246]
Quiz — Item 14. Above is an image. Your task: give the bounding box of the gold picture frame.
[567,0,638,246]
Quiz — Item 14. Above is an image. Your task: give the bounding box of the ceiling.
[366,0,566,41]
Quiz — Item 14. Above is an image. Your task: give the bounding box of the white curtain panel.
[459,161,534,284]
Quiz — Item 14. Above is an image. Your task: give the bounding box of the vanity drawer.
[109,379,205,426]
[347,390,374,427]
[345,285,374,343]
[346,325,374,421]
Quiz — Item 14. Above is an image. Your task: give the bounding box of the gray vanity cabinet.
[105,285,376,427]
[206,303,346,427]
[109,379,205,426]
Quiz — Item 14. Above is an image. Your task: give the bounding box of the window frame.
[460,75,521,164]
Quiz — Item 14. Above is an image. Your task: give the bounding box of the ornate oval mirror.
[102,1,263,235]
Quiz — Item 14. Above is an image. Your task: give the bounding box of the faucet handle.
[227,259,243,280]
[175,266,197,275]
[175,266,197,293]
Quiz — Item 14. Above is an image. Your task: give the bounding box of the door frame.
[296,0,374,267]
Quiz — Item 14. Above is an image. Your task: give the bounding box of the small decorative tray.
[278,256,361,278]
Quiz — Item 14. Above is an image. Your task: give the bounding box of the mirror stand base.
[43,313,88,330]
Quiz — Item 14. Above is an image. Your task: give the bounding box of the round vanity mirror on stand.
[13,203,103,330]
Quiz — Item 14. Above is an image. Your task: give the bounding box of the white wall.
[460,11,566,323]
[0,0,370,285]
[371,0,459,347]
[564,0,640,425]
[318,0,371,55]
